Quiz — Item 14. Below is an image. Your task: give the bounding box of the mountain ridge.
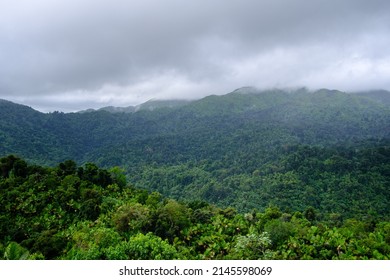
[1,87,389,165]
[2,87,390,114]
[1,87,390,214]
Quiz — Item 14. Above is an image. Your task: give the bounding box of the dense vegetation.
[2,88,390,167]
[0,155,389,260]
[1,88,390,259]
[135,141,390,217]
[1,88,389,212]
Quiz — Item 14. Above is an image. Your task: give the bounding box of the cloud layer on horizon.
[1,0,390,112]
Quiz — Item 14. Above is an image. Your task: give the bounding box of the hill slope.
[1,88,390,215]
[1,155,389,260]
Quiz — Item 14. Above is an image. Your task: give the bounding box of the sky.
[1,0,390,112]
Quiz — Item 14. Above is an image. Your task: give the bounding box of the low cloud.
[1,0,389,112]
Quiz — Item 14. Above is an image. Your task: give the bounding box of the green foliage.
[66,224,122,260]
[109,166,127,188]
[3,242,30,260]
[1,85,390,263]
[155,200,191,240]
[232,231,273,260]
[0,155,389,260]
[1,89,390,216]
[29,230,67,259]
[264,219,295,249]
[112,203,150,234]
[123,233,181,260]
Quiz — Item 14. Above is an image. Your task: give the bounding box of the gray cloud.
[1,0,389,112]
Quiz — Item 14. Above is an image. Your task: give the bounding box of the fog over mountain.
[1,0,390,112]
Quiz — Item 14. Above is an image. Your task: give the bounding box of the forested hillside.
[1,88,390,259]
[1,88,389,216]
[2,88,390,165]
[1,156,389,260]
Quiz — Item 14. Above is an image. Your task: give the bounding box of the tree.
[122,233,181,260]
[3,242,30,260]
[155,200,190,240]
[232,230,273,260]
[112,203,150,234]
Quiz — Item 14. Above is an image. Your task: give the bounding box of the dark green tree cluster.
[0,155,389,260]
[132,142,390,218]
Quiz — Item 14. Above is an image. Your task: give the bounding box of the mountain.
[135,99,191,112]
[0,99,65,163]
[98,105,136,113]
[1,88,390,216]
[78,105,135,113]
[2,87,390,166]
[77,99,190,114]
[352,89,390,106]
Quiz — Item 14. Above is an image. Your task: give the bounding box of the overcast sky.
[1,0,390,112]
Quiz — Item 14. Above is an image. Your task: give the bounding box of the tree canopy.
[0,156,389,260]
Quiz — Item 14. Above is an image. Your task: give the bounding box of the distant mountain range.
[353,89,390,106]
[1,87,390,214]
[1,87,390,164]
[78,99,191,114]
[76,87,390,114]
